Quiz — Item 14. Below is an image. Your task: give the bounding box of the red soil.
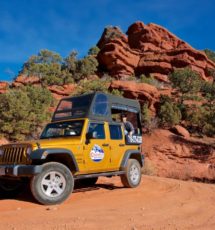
[0,176,215,229]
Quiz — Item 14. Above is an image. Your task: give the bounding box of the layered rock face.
[97,21,215,81]
[110,80,160,113]
[143,129,215,181]
[97,26,140,77]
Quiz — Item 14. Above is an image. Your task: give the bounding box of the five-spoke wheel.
[121,159,142,188]
[31,162,74,205]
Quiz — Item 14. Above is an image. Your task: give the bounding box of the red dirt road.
[0,176,215,230]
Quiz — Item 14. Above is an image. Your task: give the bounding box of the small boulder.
[172,125,190,138]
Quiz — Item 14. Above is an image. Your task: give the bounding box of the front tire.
[30,162,74,205]
[121,159,142,188]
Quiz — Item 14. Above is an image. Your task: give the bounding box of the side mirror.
[86,131,97,139]
[86,132,93,140]
[86,131,97,144]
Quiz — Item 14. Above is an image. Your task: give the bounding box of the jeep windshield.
[40,120,84,139]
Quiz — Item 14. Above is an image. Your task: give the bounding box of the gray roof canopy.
[52,92,141,122]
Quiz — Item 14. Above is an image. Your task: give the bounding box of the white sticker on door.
[90,144,104,162]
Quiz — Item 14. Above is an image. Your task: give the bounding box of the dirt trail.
[0,176,215,230]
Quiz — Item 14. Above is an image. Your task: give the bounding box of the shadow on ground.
[0,182,123,205]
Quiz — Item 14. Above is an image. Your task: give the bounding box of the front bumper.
[0,165,42,177]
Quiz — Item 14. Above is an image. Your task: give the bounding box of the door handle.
[102,143,109,147]
[119,144,125,147]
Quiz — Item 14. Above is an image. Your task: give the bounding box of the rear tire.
[121,159,141,188]
[30,162,74,205]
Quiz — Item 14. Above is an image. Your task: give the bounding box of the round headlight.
[0,149,4,157]
[26,147,32,156]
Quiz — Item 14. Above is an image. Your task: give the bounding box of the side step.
[74,171,125,180]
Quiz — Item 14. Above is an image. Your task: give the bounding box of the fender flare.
[120,150,144,170]
[30,148,79,172]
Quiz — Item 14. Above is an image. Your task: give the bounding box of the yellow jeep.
[0,92,144,205]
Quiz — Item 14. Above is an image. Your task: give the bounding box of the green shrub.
[20,48,99,85]
[169,68,202,95]
[109,89,123,96]
[141,103,159,133]
[141,103,151,125]
[73,79,109,95]
[88,46,100,56]
[206,68,215,82]
[185,105,206,132]
[61,51,77,83]
[104,26,122,40]
[76,55,98,78]
[201,81,215,102]
[0,86,53,141]
[73,78,123,97]
[140,74,155,84]
[21,49,64,85]
[202,124,215,137]
[140,74,164,89]
[184,103,215,136]
[127,75,136,81]
[158,95,181,127]
[63,51,99,82]
[202,105,215,136]
[204,49,215,62]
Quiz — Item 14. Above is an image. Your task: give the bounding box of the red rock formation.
[12,75,41,86]
[110,80,160,112]
[0,81,9,94]
[47,84,76,99]
[97,27,140,77]
[97,21,215,81]
[11,75,76,100]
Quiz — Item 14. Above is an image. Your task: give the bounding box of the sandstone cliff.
[97,21,215,81]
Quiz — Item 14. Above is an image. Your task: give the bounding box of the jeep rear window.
[40,120,84,139]
[53,95,93,120]
[92,94,109,116]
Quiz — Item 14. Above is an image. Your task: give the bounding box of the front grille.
[0,145,30,164]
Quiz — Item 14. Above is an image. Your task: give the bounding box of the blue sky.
[0,0,214,81]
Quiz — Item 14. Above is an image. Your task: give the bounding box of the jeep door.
[83,122,110,173]
[108,124,126,171]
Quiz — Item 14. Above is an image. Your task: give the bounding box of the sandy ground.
[0,176,215,230]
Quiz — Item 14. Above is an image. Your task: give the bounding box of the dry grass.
[142,158,156,176]
[165,164,194,181]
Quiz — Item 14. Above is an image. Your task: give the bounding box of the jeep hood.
[3,137,82,150]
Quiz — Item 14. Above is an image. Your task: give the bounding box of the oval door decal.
[90,144,104,162]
